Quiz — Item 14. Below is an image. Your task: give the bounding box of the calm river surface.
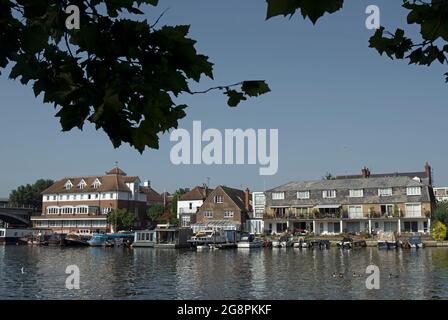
[1,245,448,300]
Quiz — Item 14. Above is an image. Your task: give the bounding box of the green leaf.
[225,89,246,107]
[266,0,300,19]
[241,80,271,97]
[266,0,344,24]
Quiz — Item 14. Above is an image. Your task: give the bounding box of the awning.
[315,204,341,209]
[191,220,241,231]
[291,205,314,208]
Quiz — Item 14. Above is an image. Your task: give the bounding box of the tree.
[267,1,448,81]
[322,172,334,180]
[0,0,269,152]
[431,220,447,241]
[432,202,448,225]
[9,179,54,208]
[107,208,135,232]
[170,188,189,224]
[147,203,164,222]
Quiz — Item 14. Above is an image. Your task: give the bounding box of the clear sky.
[0,0,447,196]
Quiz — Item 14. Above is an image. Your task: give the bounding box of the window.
[53,196,56,200]
[297,191,310,199]
[404,221,418,233]
[322,190,336,198]
[254,194,266,206]
[380,204,394,216]
[189,203,193,210]
[378,188,393,196]
[407,187,422,196]
[224,211,234,218]
[64,180,73,190]
[214,195,224,203]
[92,179,101,189]
[110,193,114,199]
[272,192,285,200]
[78,180,87,189]
[405,203,421,217]
[102,207,112,214]
[349,189,363,198]
[348,205,363,219]
[204,211,213,218]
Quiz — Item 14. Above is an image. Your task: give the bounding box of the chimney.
[361,166,370,178]
[425,161,432,186]
[203,183,209,198]
[244,188,250,211]
[143,180,151,187]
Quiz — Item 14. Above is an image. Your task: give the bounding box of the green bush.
[431,221,447,241]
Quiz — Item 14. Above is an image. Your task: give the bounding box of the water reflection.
[1,246,448,300]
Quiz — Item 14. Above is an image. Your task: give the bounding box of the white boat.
[132,230,156,248]
[237,234,263,248]
[188,229,228,249]
[272,236,293,248]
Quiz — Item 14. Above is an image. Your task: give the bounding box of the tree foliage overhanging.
[267,0,448,79]
[1,0,447,152]
[0,0,270,152]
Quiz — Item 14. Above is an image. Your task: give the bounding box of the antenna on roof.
[206,177,210,187]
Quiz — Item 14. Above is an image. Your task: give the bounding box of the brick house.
[192,186,251,233]
[31,166,148,234]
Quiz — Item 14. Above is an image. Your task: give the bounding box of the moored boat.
[337,237,353,249]
[408,235,424,249]
[377,232,397,250]
[48,234,66,246]
[132,230,156,248]
[237,234,263,249]
[188,229,229,249]
[272,235,293,248]
[65,234,90,246]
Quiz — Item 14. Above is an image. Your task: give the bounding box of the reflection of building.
[177,186,212,227]
[265,165,435,235]
[434,187,448,202]
[246,192,264,234]
[31,166,147,234]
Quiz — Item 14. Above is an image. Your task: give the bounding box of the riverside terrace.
[264,175,434,236]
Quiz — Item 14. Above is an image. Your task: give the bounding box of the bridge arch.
[0,210,31,227]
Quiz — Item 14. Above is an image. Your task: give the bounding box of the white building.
[246,191,265,234]
[177,186,212,227]
[434,187,448,202]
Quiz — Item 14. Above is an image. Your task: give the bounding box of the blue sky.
[0,0,447,196]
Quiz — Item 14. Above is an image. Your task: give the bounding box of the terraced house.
[265,164,435,236]
[31,166,148,234]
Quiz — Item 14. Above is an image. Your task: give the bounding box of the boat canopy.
[191,220,241,233]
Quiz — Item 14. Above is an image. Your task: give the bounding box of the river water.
[1,245,448,300]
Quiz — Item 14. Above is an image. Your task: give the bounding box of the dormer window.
[78,179,87,189]
[64,180,73,190]
[92,178,102,189]
[407,187,421,196]
[322,190,336,198]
